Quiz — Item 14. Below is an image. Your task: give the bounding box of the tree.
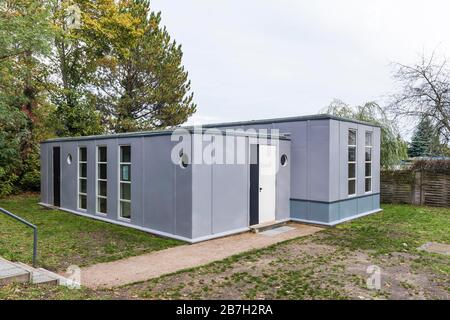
[0,0,53,155]
[322,99,408,169]
[0,0,54,194]
[408,117,441,158]
[389,51,450,145]
[91,0,196,132]
[45,0,103,136]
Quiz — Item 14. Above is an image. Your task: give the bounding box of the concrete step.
[0,257,31,286]
[16,262,59,286]
[250,220,288,233]
[36,268,71,286]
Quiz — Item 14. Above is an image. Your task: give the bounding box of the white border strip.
[291,209,383,226]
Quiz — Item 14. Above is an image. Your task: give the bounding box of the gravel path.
[78,223,322,289]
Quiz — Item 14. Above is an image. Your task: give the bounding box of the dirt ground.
[110,232,450,300]
[78,223,322,288]
[1,204,449,300]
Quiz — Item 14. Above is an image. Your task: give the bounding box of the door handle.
[259,187,263,192]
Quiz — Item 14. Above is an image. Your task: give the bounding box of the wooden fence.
[381,169,450,207]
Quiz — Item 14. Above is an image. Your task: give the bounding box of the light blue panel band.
[290,193,381,225]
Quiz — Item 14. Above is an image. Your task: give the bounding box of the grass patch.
[319,204,450,255]
[0,194,182,271]
[1,203,449,300]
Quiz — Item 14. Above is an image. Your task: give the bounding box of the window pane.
[79,178,87,194]
[348,147,356,162]
[365,163,371,177]
[348,130,357,145]
[365,147,372,161]
[365,178,372,192]
[120,164,131,181]
[365,132,373,146]
[98,147,107,162]
[80,147,87,162]
[348,180,356,195]
[98,180,107,197]
[120,182,131,200]
[120,201,131,219]
[120,146,131,163]
[99,163,107,180]
[348,163,356,179]
[79,163,87,178]
[98,197,107,214]
[79,194,87,209]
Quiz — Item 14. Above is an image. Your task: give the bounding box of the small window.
[365,132,373,193]
[96,146,108,214]
[280,154,288,166]
[119,145,131,219]
[348,129,357,196]
[120,146,131,163]
[78,147,87,210]
[67,154,72,165]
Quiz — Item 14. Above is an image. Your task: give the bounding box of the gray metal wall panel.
[191,163,212,238]
[307,120,330,201]
[174,144,193,238]
[329,120,341,201]
[60,142,78,211]
[211,162,248,234]
[276,140,291,221]
[142,136,176,234]
[273,122,308,200]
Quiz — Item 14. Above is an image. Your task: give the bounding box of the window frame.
[96,145,108,216]
[118,145,131,221]
[77,146,88,211]
[348,129,357,197]
[365,131,373,193]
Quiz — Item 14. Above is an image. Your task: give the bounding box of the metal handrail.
[0,207,38,267]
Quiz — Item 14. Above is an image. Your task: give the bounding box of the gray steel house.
[40,114,381,242]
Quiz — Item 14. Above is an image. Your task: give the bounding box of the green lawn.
[0,202,449,300]
[0,194,181,271]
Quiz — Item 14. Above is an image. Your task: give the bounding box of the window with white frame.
[97,146,107,214]
[348,130,357,196]
[78,147,87,210]
[365,132,373,193]
[119,146,131,219]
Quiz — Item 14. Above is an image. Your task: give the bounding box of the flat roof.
[42,114,378,143]
[41,127,291,144]
[198,114,380,128]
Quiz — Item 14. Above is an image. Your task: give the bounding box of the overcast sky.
[152,0,450,126]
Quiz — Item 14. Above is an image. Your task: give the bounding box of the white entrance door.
[258,145,277,224]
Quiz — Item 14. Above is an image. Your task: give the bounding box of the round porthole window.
[180,153,189,169]
[67,154,72,165]
[280,154,288,166]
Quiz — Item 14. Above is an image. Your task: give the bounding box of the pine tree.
[408,117,439,158]
[91,0,196,132]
